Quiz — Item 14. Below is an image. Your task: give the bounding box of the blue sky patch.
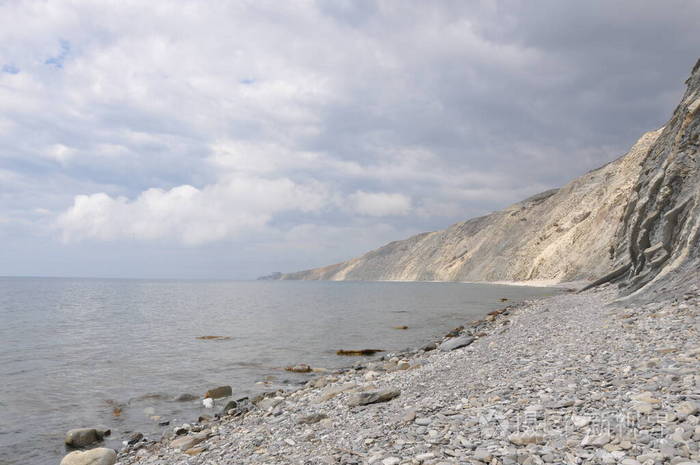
[45,39,71,68]
[2,64,19,74]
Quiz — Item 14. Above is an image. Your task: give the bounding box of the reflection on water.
[0,278,557,465]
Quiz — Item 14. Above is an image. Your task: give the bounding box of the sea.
[0,277,559,465]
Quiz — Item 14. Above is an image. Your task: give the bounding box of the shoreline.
[55,282,552,465]
[111,284,699,465]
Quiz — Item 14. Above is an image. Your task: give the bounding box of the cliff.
[281,60,700,295]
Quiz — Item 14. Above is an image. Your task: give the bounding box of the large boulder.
[60,448,116,465]
[64,428,106,447]
[204,385,232,399]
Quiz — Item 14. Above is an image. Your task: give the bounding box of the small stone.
[397,361,411,370]
[382,458,400,465]
[634,403,654,414]
[508,432,546,445]
[590,433,611,446]
[347,389,400,407]
[60,448,116,465]
[632,392,660,404]
[401,408,417,422]
[297,413,328,424]
[184,447,205,455]
[620,459,641,465]
[474,448,493,462]
[127,432,143,445]
[676,401,698,417]
[258,396,284,410]
[204,385,232,399]
[438,335,475,351]
[414,417,431,426]
[284,438,296,446]
[170,432,209,451]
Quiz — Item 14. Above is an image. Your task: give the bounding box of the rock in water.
[60,448,116,465]
[285,363,312,373]
[64,428,102,447]
[336,349,384,356]
[127,432,143,445]
[438,335,475,351]
[174,393,198,402]
[347,389,400,407]
[204,385,232,399]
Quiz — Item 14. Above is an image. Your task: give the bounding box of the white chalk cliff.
[281,60,700,296]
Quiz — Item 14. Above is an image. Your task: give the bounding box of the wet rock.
[204,385,232,399]
[421,342,437,351]
[195,335,231,340]
[174,427,188,436]
[60,448,116,465]
[258,396,284,410]
[438,335,475,351]
[221,397,252,416]
[393,325,409,330]
[285,363,312,373]
[127,432,143,445]
[65,428,104,447]
[347,389,400,407]
[174,393,198,402]
[336,349,384,356]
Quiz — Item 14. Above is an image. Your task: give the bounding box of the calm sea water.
[0,278,558,465]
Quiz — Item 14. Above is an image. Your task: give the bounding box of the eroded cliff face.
[610,59,700,297]
[282,60,700,292]
[282,129,661,284]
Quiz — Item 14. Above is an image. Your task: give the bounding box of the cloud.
[349,191,412,217]
[57,176,329,245]
[0,0,699,276]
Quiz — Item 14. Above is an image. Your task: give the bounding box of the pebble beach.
[80,283,700,465]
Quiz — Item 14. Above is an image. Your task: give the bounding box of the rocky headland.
[279,60,700,295]
[60,61,700,465]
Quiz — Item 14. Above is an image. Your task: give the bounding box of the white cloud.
[0,0,697,276]
[44,144,75,164]
[57,175,329,245]
[349,191,412,217]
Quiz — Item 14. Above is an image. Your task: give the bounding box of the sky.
[1,0,699,279]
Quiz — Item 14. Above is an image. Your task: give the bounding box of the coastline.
[113,284,700,465]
